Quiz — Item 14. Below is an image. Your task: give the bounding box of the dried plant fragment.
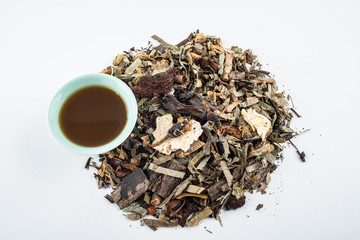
[256,204,264,210]
[151,114,203,155]
[176,141,205,158]
[148,163,185,179]
[241,108,272,141]
[125,213,141,221]
[187,206,213,227]
[249,143,274,158]
[111,170,149,209]
[194,32,207,43]
[144,219,179,231]
[220,161,233,187]
[131,68,179,98]
[186,185,205,194]
[113,54,126,66]
[175,193,208,199]
[226,196,246,210]
[222,51,233,81]
[123,203,147,217]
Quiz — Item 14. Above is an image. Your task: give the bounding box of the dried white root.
[152,114,203,155]
[241,108,272,141]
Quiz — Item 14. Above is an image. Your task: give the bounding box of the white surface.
[0,0,359,239]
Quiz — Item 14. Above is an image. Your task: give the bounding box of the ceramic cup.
[48,73,137,155]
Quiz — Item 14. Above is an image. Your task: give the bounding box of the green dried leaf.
[137,97,148,107]
[196,156,210,170]
[131,74,142,85]
[144,219,179,231]
[125,213,141,221]
[258,101,275,113]
[124,58,142,74]
[144,193,151,203]
[145,127,154,135]
[194,43,203,51]
[232,182,245,199]
[274,96,289,107]
[252,90,264,97]
[216,190,231,204]
[281,126,294,133]
[246,162,263,173]
[157,108,166,115]
[232,47,242,54]
[264,152,276,164]
[123,203,147,217]
[188,151,204,174]
[151,35,179,51]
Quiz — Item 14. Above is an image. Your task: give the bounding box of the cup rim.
[48,73,137,155]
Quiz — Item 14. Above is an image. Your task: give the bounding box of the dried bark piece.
[241,108,272,141]
[207,178,227,201]
[111,169,149,209]
[161,177,192,206]
[148,160,187,199]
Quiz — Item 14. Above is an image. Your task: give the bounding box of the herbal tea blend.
[85,31,305,231]
[60,86,127,147]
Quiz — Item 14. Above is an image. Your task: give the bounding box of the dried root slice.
[152,114,203,155]
[241,108,272,141]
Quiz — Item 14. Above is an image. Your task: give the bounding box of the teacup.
[48,73,137,155]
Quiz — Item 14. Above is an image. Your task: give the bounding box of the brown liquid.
[59,86,127,147]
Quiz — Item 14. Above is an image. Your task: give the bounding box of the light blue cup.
[48,73,138,155]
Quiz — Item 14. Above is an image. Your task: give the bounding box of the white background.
[1,0,359,239]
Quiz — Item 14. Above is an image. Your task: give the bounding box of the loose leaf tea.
[86,31,306,230]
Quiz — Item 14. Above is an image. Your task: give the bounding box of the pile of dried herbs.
[86,31,305,231]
